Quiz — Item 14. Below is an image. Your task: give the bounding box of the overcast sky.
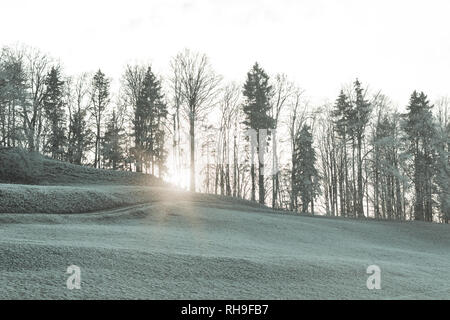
[2,0,450,107]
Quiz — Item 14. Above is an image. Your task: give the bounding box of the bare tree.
[287,88,306,211]
[169,63,183,180]
[67,73,91,164]
[121,64,147,172]
[217,82,241,196]
[0,46,27,148]
[170,49,221,192]
[23,47,50,152]
[270,74,295,208]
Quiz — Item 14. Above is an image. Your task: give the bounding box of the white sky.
[2,0,450,107]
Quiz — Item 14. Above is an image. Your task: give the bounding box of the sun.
[165,158,191,190]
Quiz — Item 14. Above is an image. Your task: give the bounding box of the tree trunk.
[344,140,350,217]
[251,137,256,202]
[374,147,380,219]
[258,131,265,205]
[189,113,195,192]
[357,135,364,217]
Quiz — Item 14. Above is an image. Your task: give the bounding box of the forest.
[1,44,449,223]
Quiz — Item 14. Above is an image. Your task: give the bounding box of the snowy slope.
[0,147,164,186]
[0,184,267,214]
[0,189,449,299]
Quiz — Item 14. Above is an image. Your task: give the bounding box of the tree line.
[0,45,448,223]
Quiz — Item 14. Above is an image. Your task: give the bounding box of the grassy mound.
[0,147,163,186]
[0,148,269,214]
[0,183,270,214]
[0,184,156,214]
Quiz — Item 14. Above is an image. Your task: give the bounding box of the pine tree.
[292,124,320,213]
[242,62,275,204]
[102,109,124,170]
[133,67,167,175]
[90,69,110,168]
[67,106,92,165]
[331,81,371,218]
[332,91,352,217]
[351,79,372,217]
[402,91,436,221]
[42,66,66,160]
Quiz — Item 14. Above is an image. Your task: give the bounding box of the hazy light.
[2,0,450,106]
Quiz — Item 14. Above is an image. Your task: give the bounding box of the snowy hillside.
[1,149,449,299]
[0,193,449,299]
[0,147,164,186]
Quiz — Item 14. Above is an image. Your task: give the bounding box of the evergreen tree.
[402,91,436,221]
[332,91,352,217]
[292,124,320,213]
[133,67,168,175]
[42,66,66,160]
[67,105,92,165]
[102,109,124,170]
[242,62,274,204]
[90,69,110,168]
[351,79,372,217]
[331,81,371,218]
[332,91,352,139]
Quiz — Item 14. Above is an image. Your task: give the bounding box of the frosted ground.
[0,184,449,299]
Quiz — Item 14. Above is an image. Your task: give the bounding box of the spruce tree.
[90,69,110,168]
[67,105,92,165]
[133,67,167,174]
[332,91,352,216]
[402,91,435,221]
[242,62,274,204]
[102,109,124,170]
[292,124,320,213]
[42,66,66,160]
[352,79,372,217]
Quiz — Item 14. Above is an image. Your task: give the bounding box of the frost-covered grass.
[0,184,154,213]
[0,184,267,214]
[0,147,163,186]
[1,148,449,299]
[0,148,265,214]
[0,197,449,299]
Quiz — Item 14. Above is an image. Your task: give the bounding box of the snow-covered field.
[1,185,449,299]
